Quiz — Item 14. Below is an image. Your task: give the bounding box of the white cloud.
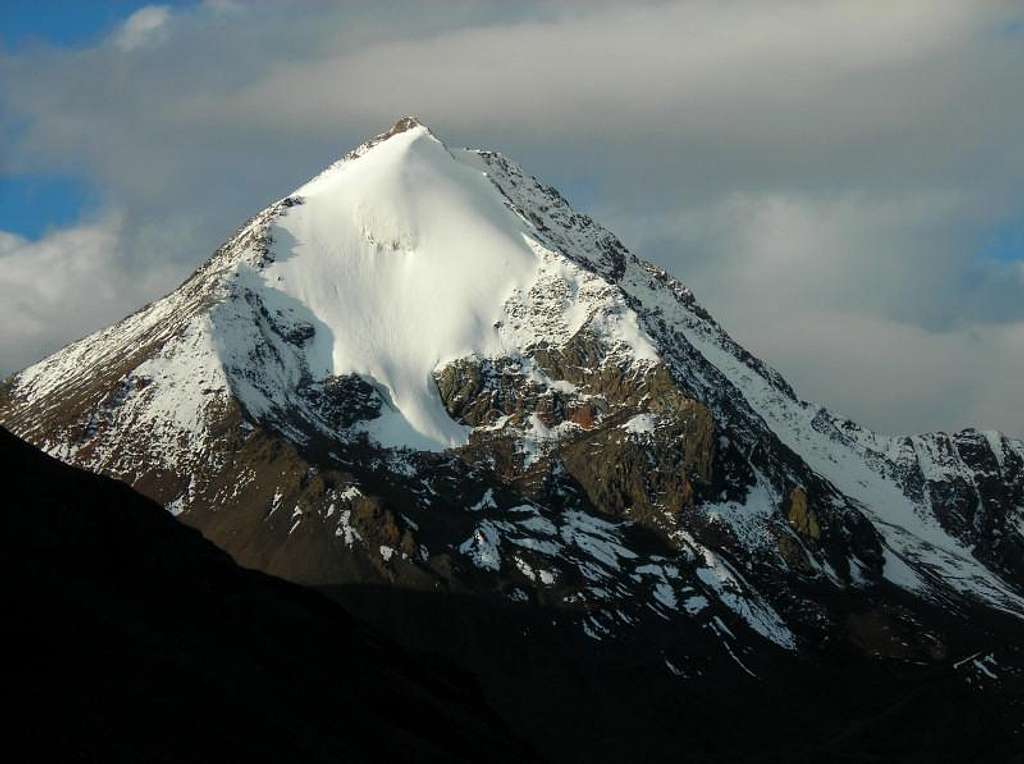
[0,215,185,375]
[113,5,172,51]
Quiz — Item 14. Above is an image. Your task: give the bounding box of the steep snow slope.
[267,125,540,449]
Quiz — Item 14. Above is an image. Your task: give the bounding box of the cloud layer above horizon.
[1,0,1023,436]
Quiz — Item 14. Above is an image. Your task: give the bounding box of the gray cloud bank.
[1,0,1022,436]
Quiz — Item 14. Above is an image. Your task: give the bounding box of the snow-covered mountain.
[3,117,1023,759]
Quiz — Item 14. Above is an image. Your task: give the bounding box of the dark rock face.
[300,373,383,429]
[919,429,1024,581]
[435,342,716,529]
[1,426,530,763]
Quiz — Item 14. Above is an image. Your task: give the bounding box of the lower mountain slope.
[1,426,530,763]
[5,424,1023,761]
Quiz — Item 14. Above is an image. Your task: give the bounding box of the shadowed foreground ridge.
[0,426,531,763]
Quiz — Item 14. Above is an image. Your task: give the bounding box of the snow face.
[264,126,544,449]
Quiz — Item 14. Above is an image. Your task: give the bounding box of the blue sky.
[1,1,1023,437]
[1,2,196,239]
[985,222,1024,264]
[0,175,97,239]
[1,1,190,50]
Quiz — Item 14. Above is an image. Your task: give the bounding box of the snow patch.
[621,413,657,436]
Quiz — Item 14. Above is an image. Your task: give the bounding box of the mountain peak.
[387,115,427,135]
[364,115,436,150]
[312,115,439,182]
